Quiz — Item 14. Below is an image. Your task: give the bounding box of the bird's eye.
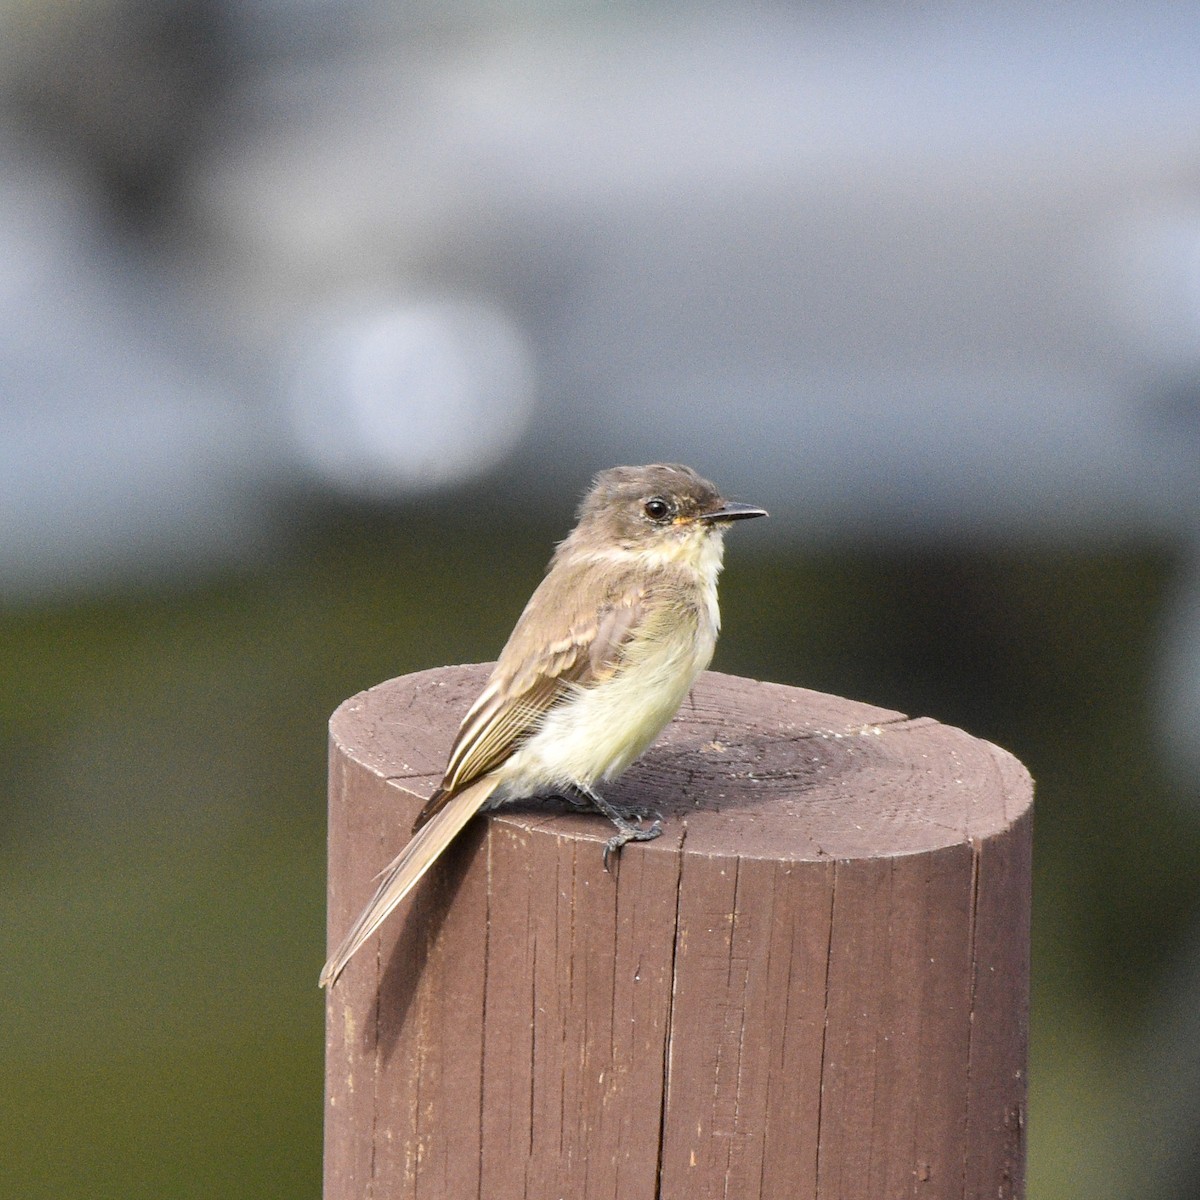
[643,497,671,521]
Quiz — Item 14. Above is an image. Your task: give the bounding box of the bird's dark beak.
[699,502,769,523]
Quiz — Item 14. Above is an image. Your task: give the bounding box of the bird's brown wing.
[413,561,649,830]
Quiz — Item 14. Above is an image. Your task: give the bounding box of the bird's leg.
[567,784,664,871]
[556,785,660,823]
[551,788,595,811]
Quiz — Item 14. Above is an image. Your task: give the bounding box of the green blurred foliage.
[1,504,1196,1198]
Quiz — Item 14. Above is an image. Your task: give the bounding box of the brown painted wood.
[324,665,1032,1200]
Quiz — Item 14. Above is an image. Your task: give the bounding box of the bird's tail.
[319,776,500,988]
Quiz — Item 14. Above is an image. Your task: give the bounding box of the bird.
[320,463,766,987]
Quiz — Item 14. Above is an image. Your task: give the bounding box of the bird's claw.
[601,812,664,873]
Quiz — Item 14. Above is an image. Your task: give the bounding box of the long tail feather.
[320,776,500,987]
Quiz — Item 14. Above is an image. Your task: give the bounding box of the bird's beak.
[699,502,769,523]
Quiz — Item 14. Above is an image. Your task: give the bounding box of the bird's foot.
[564,785,664,872]
[601,817,664,872]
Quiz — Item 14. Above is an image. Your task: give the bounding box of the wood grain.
[324,665,1032,1199]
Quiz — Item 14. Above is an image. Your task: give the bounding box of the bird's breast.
[498,600,717,794]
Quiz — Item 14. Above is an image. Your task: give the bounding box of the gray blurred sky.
[1,0,1198,583]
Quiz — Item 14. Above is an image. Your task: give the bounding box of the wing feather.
[413,559,656,829]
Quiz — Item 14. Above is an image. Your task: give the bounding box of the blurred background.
[2,0,1199,1195]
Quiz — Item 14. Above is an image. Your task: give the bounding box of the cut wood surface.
[324,664,1031,1200]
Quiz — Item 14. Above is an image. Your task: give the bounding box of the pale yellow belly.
[495,617,716,796]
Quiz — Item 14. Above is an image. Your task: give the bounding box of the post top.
[331,664,1031,864]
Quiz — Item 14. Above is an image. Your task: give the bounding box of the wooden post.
[324,665,1031,1200]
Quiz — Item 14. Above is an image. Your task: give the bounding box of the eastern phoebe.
[320,463,766,987]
